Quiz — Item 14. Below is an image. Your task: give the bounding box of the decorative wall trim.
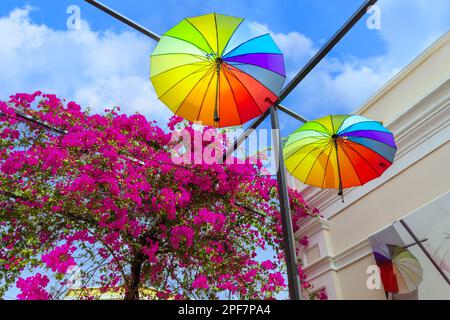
[302,238,373,281]
[301,79,450,219]
[295,217,330,239]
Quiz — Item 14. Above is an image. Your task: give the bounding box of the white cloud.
[0,7,172,124]
[0,2,448,126]
[262,0,449,121]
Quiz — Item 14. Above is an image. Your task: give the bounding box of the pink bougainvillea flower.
[41,244,76,274]
[192,275,209,290]
[16,274,51,300]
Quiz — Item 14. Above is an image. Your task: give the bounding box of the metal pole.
[270,106,302,300]
[84,0,161,41]
[399,220,450,285]
[275,0,377,103]
[278,105,308,123]
[223,0,378,161]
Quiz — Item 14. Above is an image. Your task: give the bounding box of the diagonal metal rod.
[276,0,377,103]
[278,105,309,123]
[84,0,311,144]
[84,0,161,41]
[399,220,450,285]
[223,0,378,161]
[222,105,307,162]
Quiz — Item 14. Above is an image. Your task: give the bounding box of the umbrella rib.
[284,134,326,147]
[341,141,381,178]
[214,13,219,54]
[222,68,243,125]
[345,135,397,149]
[335,116,350,134]
[223,33,274,58]
[284,138,328,162]
[288,141,330,179]
[185,18,215,54]
[345,136,396,162]
[173,68,215,119]
[222,64,265,113]
[219,18,244,56]
[338,140,363,186]
[302,143,332,187]
[157,65,212,99]
[330,115,336,134]
[320,143,333,189]
[344,138,394,164]
[290,129,329,137]
[226,61,286,78]
[194,69,216,122]
[395,262,422,287]
[224,63,282,98]
[161,35,210,56]
[308,121,333,136]
[152,52,209,61]
[339,120,386,134]
[438,245,450,267]
[151,61,209,79]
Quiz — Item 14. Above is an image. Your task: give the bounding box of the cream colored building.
[290,31,450,299]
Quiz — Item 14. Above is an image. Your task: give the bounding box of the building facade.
[291,31,450,299]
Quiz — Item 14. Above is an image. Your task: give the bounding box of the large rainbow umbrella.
[150,13,286,127]
[283,115,397,199]
[427,216,450,274]
[373,244,423,294]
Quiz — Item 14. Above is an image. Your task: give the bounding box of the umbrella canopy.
[427,216,450,273]
[373,244,423,294]
[283,115,397,199]
[150,13,286,127]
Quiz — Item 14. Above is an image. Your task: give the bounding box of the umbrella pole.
[399,220,450,285]
[333,139,344,203]
[214,63,221,124]
[270,106,302,300]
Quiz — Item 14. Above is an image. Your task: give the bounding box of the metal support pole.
[399,220,450,285]
[275,0,377,104]
[278,105,309,123]
[223,0,378,161]
[84,0,161,41]
[270,106,302,300]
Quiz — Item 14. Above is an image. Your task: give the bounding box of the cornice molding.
[300,79,450,219]
[355,31,449,116]
[295,216,330,239]
[303,238,373,281]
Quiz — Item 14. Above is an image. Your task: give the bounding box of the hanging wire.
[1,108,277,178]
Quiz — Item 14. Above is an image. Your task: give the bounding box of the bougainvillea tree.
[0,92,322,300]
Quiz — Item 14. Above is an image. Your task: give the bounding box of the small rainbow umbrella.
[283,115,397,200]
[427,216,450,273]
[150,13,286,127]
[373,244,423,294]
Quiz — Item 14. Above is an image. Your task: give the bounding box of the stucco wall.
[329,142,450,254]
[294,32,450,299]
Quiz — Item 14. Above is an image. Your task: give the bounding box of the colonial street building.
[290,31,450,300]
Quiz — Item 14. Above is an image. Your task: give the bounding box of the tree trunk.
[124,254,144,300]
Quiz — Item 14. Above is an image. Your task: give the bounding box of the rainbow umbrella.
[150,13,286,127]
[427,216,450,274]
[373,244,423,294]
[283,115,397,200]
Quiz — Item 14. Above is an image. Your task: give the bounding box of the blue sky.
[0,0,449,137]
[0,0,449,299]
